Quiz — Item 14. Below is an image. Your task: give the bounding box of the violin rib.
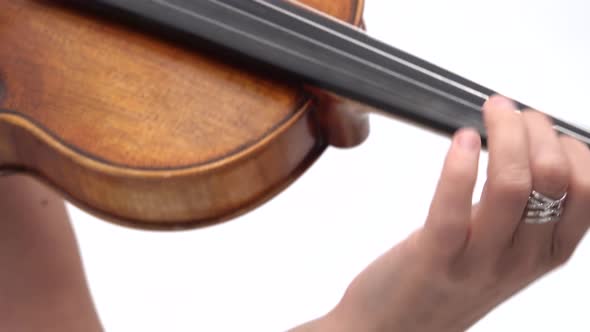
[0,107,324,229]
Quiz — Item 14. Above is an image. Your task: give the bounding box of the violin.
[1,0,588,230]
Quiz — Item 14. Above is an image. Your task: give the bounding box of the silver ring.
[523,190,568,224]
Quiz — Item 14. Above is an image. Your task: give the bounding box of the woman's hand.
[4,95,588,332]
[309,95,590,332]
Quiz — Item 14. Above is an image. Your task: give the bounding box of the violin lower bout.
[0,106,326,229]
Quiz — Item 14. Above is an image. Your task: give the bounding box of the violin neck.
[93,0,590,147]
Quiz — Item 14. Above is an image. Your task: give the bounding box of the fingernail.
[456,129,481,151]
[487,95,515,110]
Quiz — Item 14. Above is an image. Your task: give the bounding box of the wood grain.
[0,0,365,229]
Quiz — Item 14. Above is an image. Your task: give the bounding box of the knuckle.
[472,266,501,290]
[576,177,590,199]
[524,110,552,124]
[426,218,469,254]
[490,168,532,198]
[560,135,589,152]
[532,155,570,194]
[484,254,515,286]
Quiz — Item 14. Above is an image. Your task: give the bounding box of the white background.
[68,1,590,331]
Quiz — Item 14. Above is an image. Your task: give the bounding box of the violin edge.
[0,104,327,230]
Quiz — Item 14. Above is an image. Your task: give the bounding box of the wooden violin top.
[0,0,365,229]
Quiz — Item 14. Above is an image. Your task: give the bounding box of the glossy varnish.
[0,0,366,229]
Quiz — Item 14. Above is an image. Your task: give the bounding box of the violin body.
[0,0,369,229]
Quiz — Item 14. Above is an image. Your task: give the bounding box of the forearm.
[0,174,102,332]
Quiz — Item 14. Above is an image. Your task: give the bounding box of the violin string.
[149,0,396,94]
[152,0,486,112]
[554,125,590,145]
[143,0,590,143]
[251,0,491,103]
[251,1,590,144]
